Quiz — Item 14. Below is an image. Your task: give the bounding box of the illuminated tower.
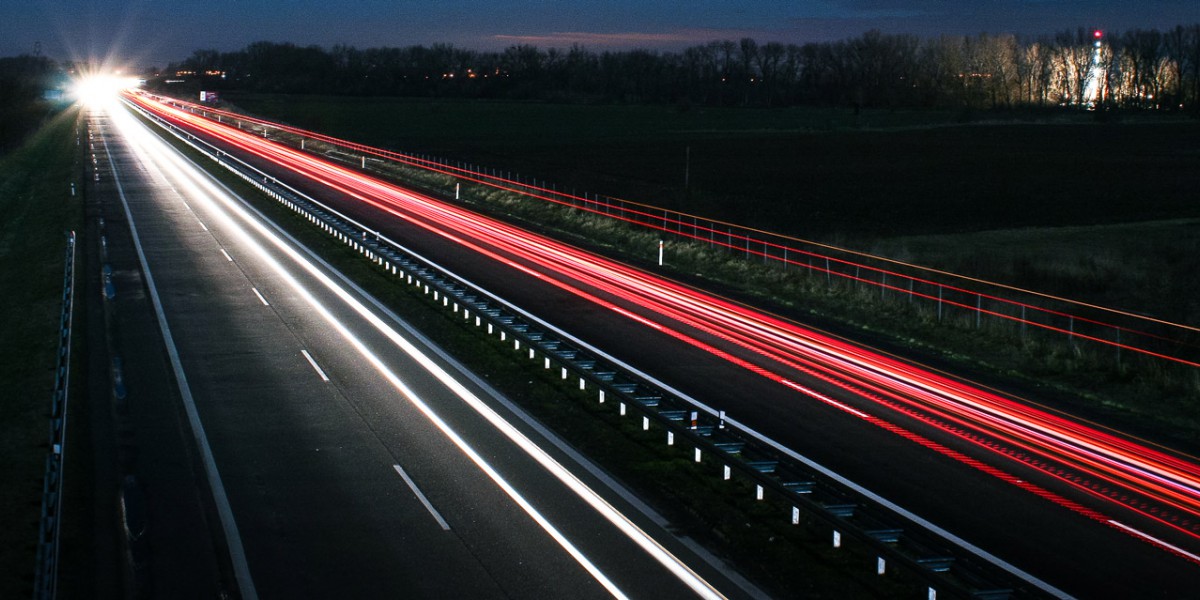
[1082,30,1106,106]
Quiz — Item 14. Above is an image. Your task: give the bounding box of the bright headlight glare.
[72,74,138,107]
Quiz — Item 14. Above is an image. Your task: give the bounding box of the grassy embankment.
[226,94,1200,448]
[139,109,932,598]
[0,106,82,598]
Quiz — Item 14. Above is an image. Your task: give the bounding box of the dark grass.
[147,116,928,598]
[0,106,82,598]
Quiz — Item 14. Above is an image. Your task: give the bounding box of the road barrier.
[33,231,77,600]
[132,98,1067,598]
[150,93,1200,371]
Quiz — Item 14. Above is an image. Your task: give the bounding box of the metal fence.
[33,231,77,600]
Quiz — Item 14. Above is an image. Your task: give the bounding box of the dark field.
[228,94,1200,240]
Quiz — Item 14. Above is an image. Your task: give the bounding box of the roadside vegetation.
[0,106,82,598]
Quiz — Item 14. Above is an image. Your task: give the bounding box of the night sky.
[5,0,1200,68]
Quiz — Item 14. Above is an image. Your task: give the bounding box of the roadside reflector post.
[723,465,731,480]
[658,239,664,266]
[694,448,701,463]
[667,431,674,446]
[792,507,800,525]
[455,182,460,200]
[756,485,764,500]
[877,557,886,575]
[718,410,725,429]
[619,402,626,416]
[598,390,605,404]
[642,416,649,430]
[833,530,842,548]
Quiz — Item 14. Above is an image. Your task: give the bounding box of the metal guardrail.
[132,99,1063,599]
[33,231,77,600]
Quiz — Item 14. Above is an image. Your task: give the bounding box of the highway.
[86,95,756,599]
[121,90,1200,598]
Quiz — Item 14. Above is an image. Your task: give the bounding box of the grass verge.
[0,106,82,598]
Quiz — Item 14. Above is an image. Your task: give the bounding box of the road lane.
[94,98,750,599]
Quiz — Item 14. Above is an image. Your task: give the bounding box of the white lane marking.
[300,350,330,382]
[132,101,723,599]
[101,109,259,600]
[251,287,270,306]
[1109,520,1200,563]
[220,248,233,262]
[197,217,209,231]
[393,464,451,531]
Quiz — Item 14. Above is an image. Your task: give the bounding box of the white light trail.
[107,100,723,599]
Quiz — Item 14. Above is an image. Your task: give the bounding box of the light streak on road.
[106,97,725,600]
[126,92,1200,561]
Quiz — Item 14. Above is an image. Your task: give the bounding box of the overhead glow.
[71,73,140,108]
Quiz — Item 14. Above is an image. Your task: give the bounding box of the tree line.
[0,55,60,152]
[160,25,1200,111]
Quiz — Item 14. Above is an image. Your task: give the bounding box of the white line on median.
[1109,520,1200,563]
[250,287,270,306]
[197,217,209,231]
[393,464,451,531]
[220,248,233,262]
[301,349,330,382]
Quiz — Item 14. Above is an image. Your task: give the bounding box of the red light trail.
[127,92,1200,563]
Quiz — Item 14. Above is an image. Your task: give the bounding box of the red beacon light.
[1094,30,1103,39]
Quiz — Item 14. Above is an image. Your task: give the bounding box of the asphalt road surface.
[75,98,761,599]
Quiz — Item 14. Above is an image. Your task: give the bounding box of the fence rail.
[133,97,1066,598]
[33,231,77,600]
[155,93,1200,371]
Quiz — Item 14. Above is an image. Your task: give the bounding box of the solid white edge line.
[100,105,259,600]
[1108,520,1200,563]
[393,464,452,531]
[250,287,270,306]
[300,349,330,382]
